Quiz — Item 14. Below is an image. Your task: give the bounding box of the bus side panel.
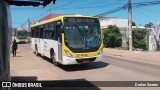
[40,39,44,56]
[36,38,40,53]
[31,38,35,51]
[53,40,61,62]
[32,38,40,53]
[34,38,43,54]
[43,39,54,58]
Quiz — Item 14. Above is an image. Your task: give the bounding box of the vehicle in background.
[12,29,28,43]
[31,15,103,65]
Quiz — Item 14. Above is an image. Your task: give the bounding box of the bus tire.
[35,45,39,56]
[50,49,58,66]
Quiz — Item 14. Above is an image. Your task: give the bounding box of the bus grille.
[76,57,96,63]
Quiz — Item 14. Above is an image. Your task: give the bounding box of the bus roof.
[31,15,98,27]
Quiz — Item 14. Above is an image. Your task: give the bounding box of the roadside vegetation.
[126,29,147,50]
[103,25,122,48]
[103,24,147,50]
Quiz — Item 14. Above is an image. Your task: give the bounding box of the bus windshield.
[64,17,101,52]
[17,31,27,39]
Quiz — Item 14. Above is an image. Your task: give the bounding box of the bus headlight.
[65,50,73,58]
[98,48,103,55]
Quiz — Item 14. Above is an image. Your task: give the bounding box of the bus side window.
[55,20,62,40]
[56,25,62,43]
[54,22,57,40]
[40,25,43,38]
[44,24,49,39]
[48,22,54,39]
[35,27,40,38]
[43,30,46,39]
[31,28,34,37]
[44,30,48,39]
[35,30,38,38]
[51,30,54,39]
[34,27,37,38]
[55,25,59,41]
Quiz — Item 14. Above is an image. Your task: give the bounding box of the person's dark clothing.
[12,48,17,57]
[12,40,18,57]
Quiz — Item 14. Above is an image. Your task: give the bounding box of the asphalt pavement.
[10,44,160,90]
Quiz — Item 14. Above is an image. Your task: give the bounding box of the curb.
[104,53,160,65]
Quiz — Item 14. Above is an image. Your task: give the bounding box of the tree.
[103,25,122,48]
[132,29,147,50]
[145,22,154,28]
[132,21,136,26]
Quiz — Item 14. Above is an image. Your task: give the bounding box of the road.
[10,44,160,90]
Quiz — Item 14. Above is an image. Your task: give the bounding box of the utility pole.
[28,19,31,32]
[128,0,133,51]
[28,19,31,42]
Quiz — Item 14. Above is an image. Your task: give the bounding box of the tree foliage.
[132,22,136,26]
[144,22,154,28]
[103,25,122,48]
[127,29,147,50]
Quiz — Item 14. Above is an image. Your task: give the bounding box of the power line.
[52,0,78,9]
[96,4,128,16]
[30,10,49,20]
[96,1,160,16]
[138,7,160,14]
[134,9,159,21]
[133,1,160,7]
[13,0,79,28]
[80,0,126,5]
[54,3,126,10]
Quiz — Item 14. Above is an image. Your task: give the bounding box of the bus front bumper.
[61,54,103,65]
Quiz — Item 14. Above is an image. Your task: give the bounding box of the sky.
[10,0,160,28]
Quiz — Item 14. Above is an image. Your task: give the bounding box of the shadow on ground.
[14,56,23,57]
[10,78,101,90]
[41,55,54,64]
[11,76,37,81]
[58,61,109,71]
[32,53,109,71]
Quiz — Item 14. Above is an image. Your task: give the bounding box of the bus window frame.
[55,20,62,42]
[31,20,63,41]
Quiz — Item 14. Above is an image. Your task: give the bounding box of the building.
[131,26,159,51]
[147,27,160,51]
[99,17,129,48]
[39,13,64,22]
[148,28,157,51]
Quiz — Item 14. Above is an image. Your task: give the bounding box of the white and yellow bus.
[31,15,103,65]
[13,30,28,43]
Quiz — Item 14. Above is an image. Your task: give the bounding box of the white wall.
[99,17,128,29]
[149,29,157,51]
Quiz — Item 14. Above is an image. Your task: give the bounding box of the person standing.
[12,39,18,57]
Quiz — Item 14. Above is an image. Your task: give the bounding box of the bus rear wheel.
[35,45,39,56]
[50,50,58,66]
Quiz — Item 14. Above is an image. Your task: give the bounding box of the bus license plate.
[83,60,90,63]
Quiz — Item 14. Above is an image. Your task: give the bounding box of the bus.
[13,30,28,43]
[31,15,103,65]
